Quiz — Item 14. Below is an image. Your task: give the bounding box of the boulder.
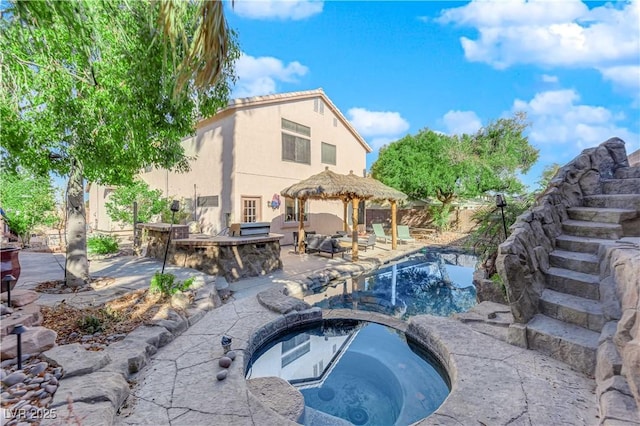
[1,326,56,360]
[41,343,111,379]
[0,289,39,307]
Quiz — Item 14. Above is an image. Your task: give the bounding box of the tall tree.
[371,112,539,209]
[0,170,58,247]
[0,0,238,286]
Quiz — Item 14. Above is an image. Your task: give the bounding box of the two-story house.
[88,89,372,245]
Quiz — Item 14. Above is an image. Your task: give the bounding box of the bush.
[429,204,452,231]
[150,272,194,296]
[77,315,103,334]
[87,234,119,255]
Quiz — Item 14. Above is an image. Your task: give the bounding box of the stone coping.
[172,234,283,247]
[244,305,598,425]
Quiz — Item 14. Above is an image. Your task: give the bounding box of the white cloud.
[512,89,638,150]
[541,74,559,83]
[437,0,640,91]
[347,108,410,139]
[442,110,483,135]
[233,53,308,98]
[233,0,323,20]
[599,65,640,93]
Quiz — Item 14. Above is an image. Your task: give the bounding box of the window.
[284,198,308,222]
[313,99,324,115]
[321,142,336,165]
[197,195,219,207]
[281,118,310,137]
[333,117,338,127]
[281,118,311,164]
[319,102,324,115]
[282,133,311,164]
[241,197,261,222]
[281,333,311,368]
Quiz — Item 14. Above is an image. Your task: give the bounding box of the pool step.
[614,166,640,179]
[544,267,599,300]
[566,207,637,224]
[602,178,640,195]
[539,289,604,332]
[561,220,622,240]
[555,234,613,254]
[583,194,640,210]
[549,250,599,275]
[526,314,598,376]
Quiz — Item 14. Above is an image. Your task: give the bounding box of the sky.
[223,0,640,190]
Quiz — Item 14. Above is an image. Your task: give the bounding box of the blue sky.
[224,0,640,190]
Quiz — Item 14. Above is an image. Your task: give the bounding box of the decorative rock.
[218,357,232,368]
[43,384,57,394]
[42,343,110,379]
[226,350,236,361]
[1,327,57,361]
[2,371,26,387]
[0,290,39,307]
[216,370,228,381]
[27,362,48,376]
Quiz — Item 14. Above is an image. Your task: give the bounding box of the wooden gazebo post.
[351,197,359,261]
[343,200,348,232]
[391,200,398,250]
[298,198,306,254]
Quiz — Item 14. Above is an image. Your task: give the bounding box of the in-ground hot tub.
[246,319,450,425]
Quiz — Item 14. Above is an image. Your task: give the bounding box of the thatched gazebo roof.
[280,168,407,202]
[280,168,407,260]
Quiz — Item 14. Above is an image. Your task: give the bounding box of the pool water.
[247,320,450,426]
[305,249,478,320]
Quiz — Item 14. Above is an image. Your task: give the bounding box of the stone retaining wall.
[137,225,283,282]
[596,244,640,421]
[496,138,629,324]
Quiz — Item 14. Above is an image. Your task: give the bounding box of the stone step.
[549,249,599,275]
[545,267,600,300]
[583,194,640,210]
[555,234,614,254]
[602,178,640,195]
[566,207,637,224]
[526,314,599,376]
[614,166,640,179]
[561,219,622,240]
[539,289,604,332]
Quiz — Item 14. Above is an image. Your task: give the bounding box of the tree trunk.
[65,162,90,287]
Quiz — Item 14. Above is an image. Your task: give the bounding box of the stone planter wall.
[496,138,630,324]
[137,224,283,282]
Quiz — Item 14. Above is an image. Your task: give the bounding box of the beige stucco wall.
[232,96,367,244]
[88,91,369,245]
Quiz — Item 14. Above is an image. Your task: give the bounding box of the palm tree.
[8,0,231,98]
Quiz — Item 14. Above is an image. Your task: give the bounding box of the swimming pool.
[246,319,450,425]
[305,248,478,319]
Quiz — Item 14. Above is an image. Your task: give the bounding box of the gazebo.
[280,167,407,261]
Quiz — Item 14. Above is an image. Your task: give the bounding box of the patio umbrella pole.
[343,200,348,232]
[391,200,398,250]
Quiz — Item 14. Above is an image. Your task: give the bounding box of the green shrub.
[429,204,452,231]
[150,272,194,296]
[77,315,103,334]
[87,234,119,255]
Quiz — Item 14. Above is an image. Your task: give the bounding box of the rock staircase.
[525,165,640,376]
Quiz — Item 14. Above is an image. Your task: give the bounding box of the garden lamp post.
[496,194,508,240]
[2,274,16,308]
[161,200,180,274]
[221,335,232,353]
[11,324,27,370]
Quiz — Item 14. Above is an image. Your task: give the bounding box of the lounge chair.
[397,225,415,244]
[372,223,391,243]
[357,234,376,251]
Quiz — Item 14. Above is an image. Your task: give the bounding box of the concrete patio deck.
[14,241,599,425]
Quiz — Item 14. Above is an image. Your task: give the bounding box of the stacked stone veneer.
[137,224,283,282]
[496,137,640,421]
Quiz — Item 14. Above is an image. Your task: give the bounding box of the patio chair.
[372,223,391,243]
[397,225,415,244]
[358,234,376,251]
